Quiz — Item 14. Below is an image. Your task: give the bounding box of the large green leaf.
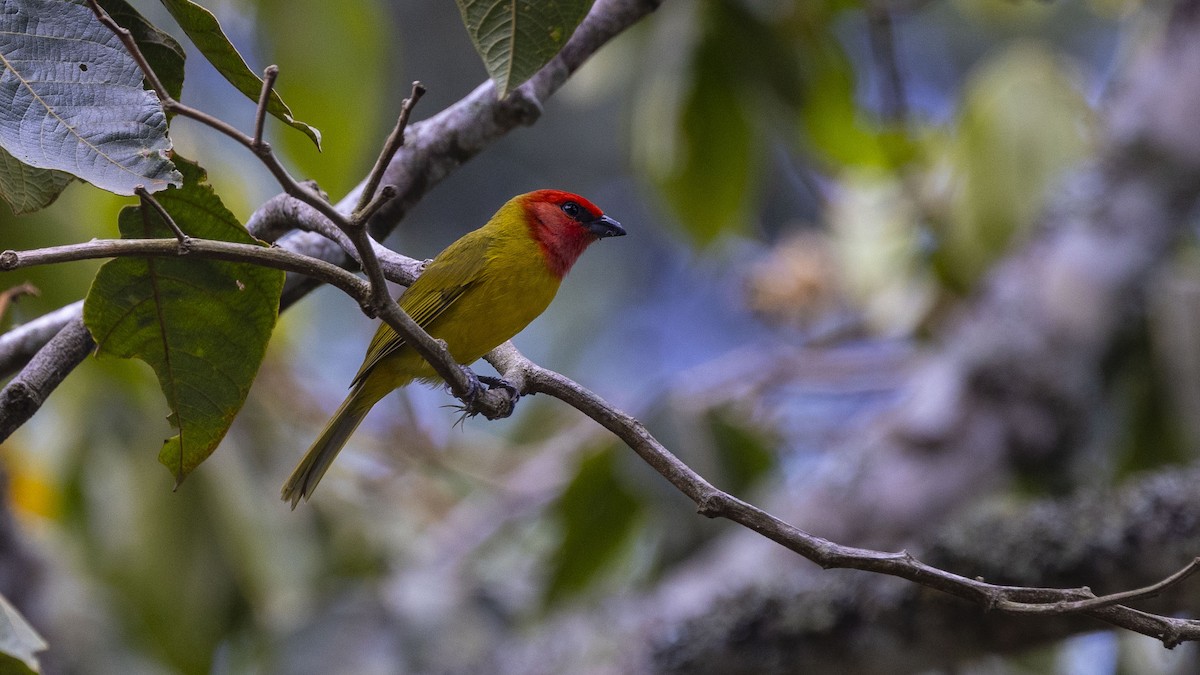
[0,0,185,214]
[158,0,321,148]
[0,593,46,674]
[99,0,187,101]
[83,159,284,485]
[0,0,180,197]
[544,447,643,605]
[455,0,594,96]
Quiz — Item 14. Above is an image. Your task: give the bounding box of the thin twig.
[995,557,1200,615]
[355,81,427,218]
[0,240,368,301]
[0,282,39,324]
[356,184,397,225]
[253,65,280,149]
[135,186,189,246]
[86,0,171,104]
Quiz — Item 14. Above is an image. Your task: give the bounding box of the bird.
[282,189,625,507]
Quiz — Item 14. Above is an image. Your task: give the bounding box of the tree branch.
[0,240,369,302]
[0,318,93,441]
[652,463,1200,673]
[354,82,426,218]
[535,0,1200,664]
[252,65,279,149]
[0,302,81,378]
[489,341,1200,643]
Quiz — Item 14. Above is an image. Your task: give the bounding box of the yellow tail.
[282,384,380,508]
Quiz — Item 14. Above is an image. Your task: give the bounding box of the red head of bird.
[521,189,626,278]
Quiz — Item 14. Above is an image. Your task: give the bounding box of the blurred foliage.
[707,407,775,495]
[634,0,761,244]
[1110,327,1190,479]
[828,174,936,336]
[933,43,1095,291]
[745,230,846,330]
[544,445,643,606]
[255,0,390,196]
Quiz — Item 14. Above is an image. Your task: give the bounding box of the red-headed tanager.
[282,189,624,506]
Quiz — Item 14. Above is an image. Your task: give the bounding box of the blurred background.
[3,0,1200,672]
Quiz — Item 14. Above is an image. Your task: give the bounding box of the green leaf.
[544,447,643,605]
[0,0,181,196]
[99,0,187,101]
[83,158,284,485]
[0,147,73,215]
[455,0,595,97]
[0,593,46,674]
[158,0,321,148]
[0,0,182,213]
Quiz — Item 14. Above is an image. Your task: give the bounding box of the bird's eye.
[561,202,581,218]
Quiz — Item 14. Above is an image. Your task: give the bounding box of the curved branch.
[484,337,1200,647]
[651,462,1200,673]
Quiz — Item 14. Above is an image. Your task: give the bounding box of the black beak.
[587,215,626,238]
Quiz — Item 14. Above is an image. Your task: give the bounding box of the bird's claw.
[452,368,520,423]
[477,375,520,407]
[460,367,483,402]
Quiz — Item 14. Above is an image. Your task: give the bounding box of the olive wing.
[351,231,492,386]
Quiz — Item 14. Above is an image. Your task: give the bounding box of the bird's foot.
[451,368,520,423]
[477,375,520,407]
